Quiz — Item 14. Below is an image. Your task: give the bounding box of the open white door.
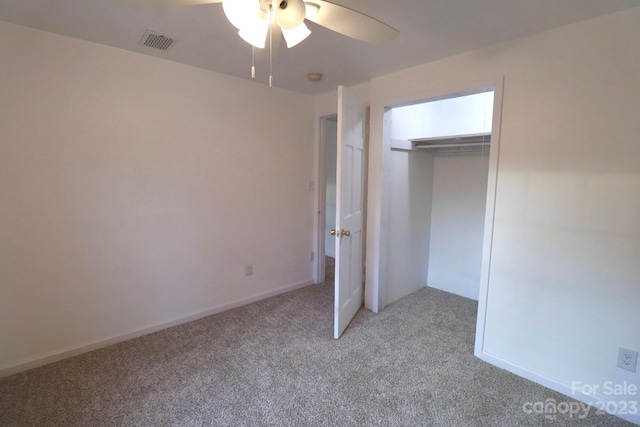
[333,86,367,339]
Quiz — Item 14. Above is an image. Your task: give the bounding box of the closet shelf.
[412,132,491,151]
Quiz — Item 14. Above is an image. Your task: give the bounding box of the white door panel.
[334,86,366,339]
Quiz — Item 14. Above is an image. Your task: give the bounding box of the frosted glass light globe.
[222,0,261,30]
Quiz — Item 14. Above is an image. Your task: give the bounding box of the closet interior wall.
[427,150,490,300]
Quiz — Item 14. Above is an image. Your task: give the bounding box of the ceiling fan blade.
[115,0,221,7]
[306,0,398,45]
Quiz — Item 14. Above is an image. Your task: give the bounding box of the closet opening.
[385,90,495,304]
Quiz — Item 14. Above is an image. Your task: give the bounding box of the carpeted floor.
[326,256,335,281]
[0,281,633,426]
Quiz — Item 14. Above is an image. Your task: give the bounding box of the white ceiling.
[2,0,639,94]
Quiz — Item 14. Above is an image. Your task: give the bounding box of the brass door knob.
[330,229,351,237]
[330,229,337,236]
[341,229,351,237]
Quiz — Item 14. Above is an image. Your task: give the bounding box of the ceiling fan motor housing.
[275,0,306,29]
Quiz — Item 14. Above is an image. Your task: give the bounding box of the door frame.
[365,76,505,358]
[314,110,369,289]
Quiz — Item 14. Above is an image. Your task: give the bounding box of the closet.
[386,91,493,304]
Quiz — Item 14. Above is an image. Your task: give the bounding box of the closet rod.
[414,142,490,149]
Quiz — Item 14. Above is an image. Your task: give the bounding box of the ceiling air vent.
[139,30,175,51]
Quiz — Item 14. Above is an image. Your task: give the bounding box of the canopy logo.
[523,381,639,420]
[522,398,591,420]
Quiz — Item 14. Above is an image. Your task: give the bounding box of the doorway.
[316,86,368,339]
[316,114,337,284]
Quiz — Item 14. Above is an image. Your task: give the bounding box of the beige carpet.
[325,255,335,281]
[0,281,633,426]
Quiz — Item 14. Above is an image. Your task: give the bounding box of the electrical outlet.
[244,263,253,276]
[617,347,638,373]
[310,251,315,262]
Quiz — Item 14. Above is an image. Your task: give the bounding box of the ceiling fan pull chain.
[269,6,273,88]
[251,45,256,79]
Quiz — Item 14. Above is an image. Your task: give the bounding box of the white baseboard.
[480,351,640,425]
[0,279,314,378]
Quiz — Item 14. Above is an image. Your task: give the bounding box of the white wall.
[314,83,370,118]
[386,150,434,305]
[366,7,640,422]
[325,119,337,258]
[427,152,490,300]
[0,22,316,374]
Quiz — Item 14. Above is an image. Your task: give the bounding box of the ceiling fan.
[125,0,399,86]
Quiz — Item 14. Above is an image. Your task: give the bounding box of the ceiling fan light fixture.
[281,22,311,48]
[222,0,261,30]
[238,18,270,48]
[276,0,306,30]
[304,2,320,20]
